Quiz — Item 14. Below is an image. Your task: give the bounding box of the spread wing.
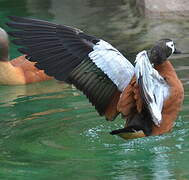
[7,16,135,120]
[135,51,170,126]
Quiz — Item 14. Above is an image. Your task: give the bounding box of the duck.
[0,27,53,85]
[6,16,184,140]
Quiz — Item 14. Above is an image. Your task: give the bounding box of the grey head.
[0,27,9,61]
[148,39,181,65]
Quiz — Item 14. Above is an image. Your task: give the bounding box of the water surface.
[0,0,189,179]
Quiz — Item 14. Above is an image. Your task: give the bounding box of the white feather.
[88,40,134,92]
[135,51,170,126]
[166,41,175,54]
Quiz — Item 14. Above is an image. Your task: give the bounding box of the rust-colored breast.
[152,60,184,135]
[117,77,143,117]
[117,60,184,137]
[10,55,53,84]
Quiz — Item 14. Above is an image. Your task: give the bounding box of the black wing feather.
[68,59,118,115]
[7,16,120,119]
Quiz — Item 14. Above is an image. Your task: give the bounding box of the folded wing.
[7,16,134,120]
[135,51,170,126]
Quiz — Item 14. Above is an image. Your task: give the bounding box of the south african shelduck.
[6,16,184,140]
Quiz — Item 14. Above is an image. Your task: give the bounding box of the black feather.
[7,16,118,118]
[8,30,56,38]
[68,60,118,115]
[6,22,55,31]
[11,38,59,46]
[8,16,58,27]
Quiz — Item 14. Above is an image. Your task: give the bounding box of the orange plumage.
[152,61,184,135]
[6,16,185,140]
[117,60,184,137]
[10,55,53,84]
[0,27,52,85]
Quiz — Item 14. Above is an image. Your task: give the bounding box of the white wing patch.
[88,40,134,92]
[135,51,170,126]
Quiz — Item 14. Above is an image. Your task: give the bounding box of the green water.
[0,0,189,179]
